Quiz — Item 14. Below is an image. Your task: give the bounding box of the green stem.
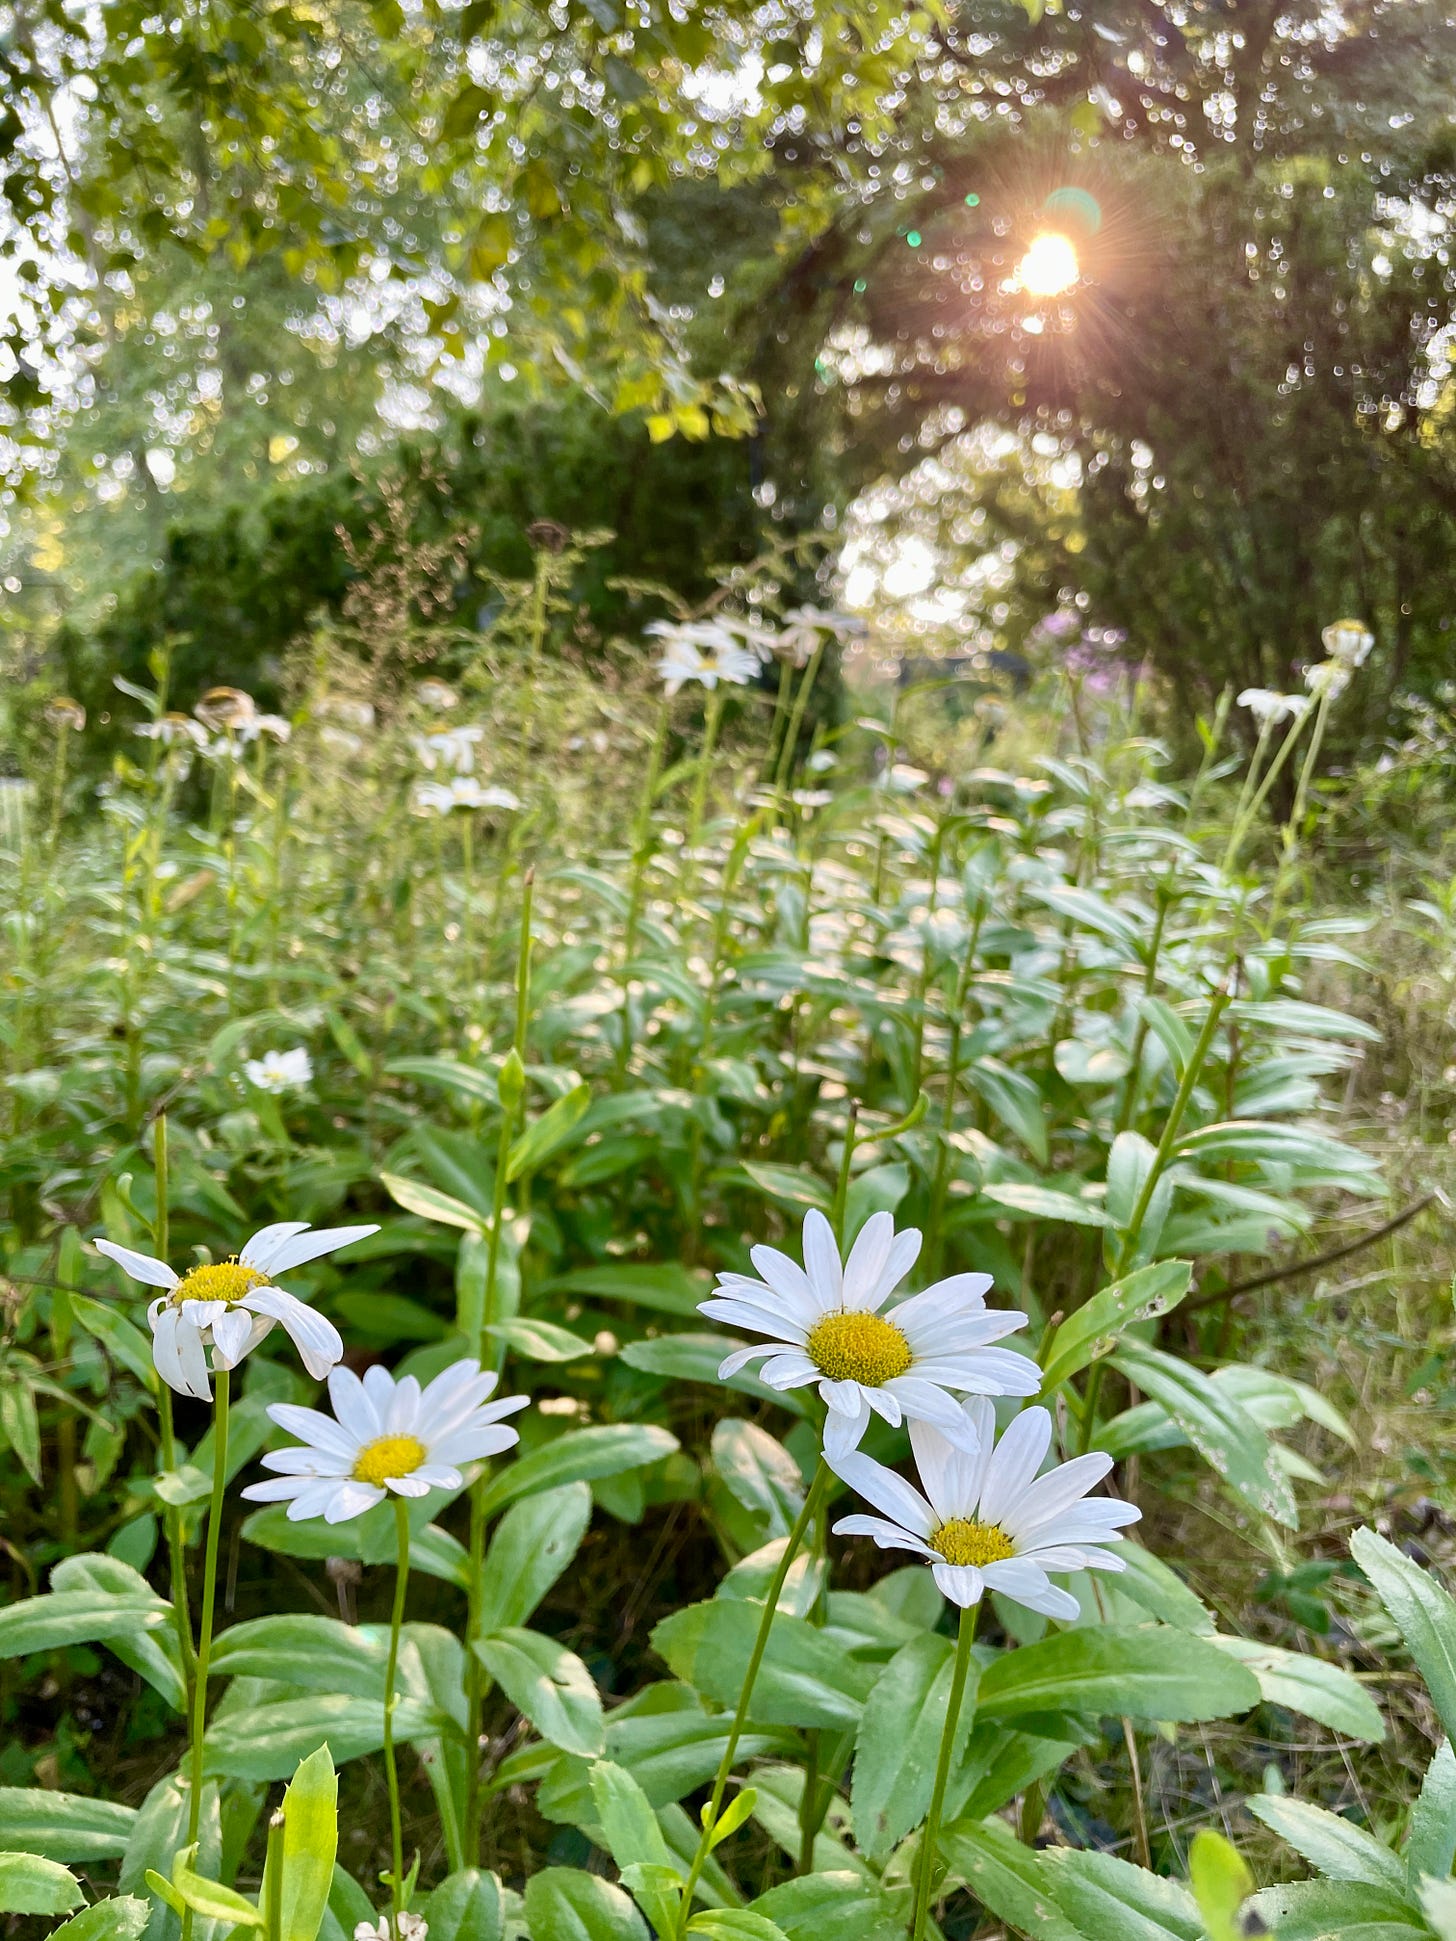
[622,699,671,970]
[674,1462,830,1937]
[1112,887,1173,1137]
[264,1810,285,1941]
[384,1497,411,1935]
[182,1365,229,1938]
[773,641,825,796]
[151,1118,195,1677]
[926,905,986,1276]
[911,1600,979,1941]
[1220,701,1314,876]
[682,685,727,899]
[764,655,794,787]
[829,1101,860,1245]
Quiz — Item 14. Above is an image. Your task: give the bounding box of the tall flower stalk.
[181,1366,229,1941]
[911,1602,979,1941]
[383,1498,412,1939]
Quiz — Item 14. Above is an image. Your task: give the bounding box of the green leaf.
[978,1181,1112,1228]
[689,1914,789,1940]
[68,1292,159,1391]
[209,1616,386,1698]
[619,1335,801,1411]
[1247,1793,1405,1892]
[1188,1829,1256,1941]
[1109,1341,1298,1527]
[48,1899,151,1940]
[1351,1527,1456,1743]
[259,1744,339,1941]
[938,1818,1087,1941]
[589,1760,673,1871]
[422,1869,505,1941]
[386,1056,501,1104]
[204,1694,440,1782]
[508,1083,591,1180]
[1407,1742,1456,1887]
[542,1263,710,1318]
[748,1871,904,1940]
[475,1628,606,1757]
[710,1421,805,1539]
[0,1788,135,1861]
[976,1626,1260,1725]
[487,1317,595,1362]
[1419,1875,1456,1941]
[379,1173,487,1235]
[736,1163,832,1213]
[851,1632,979,1864]
[1250,1877,1429,1940]
[0,1851,84,1915]
[478,1483,594,1633]
[704,1788,756,1850]
[651,1601,874,1729]
[478,1425,679,1518]
[969,1060,1050,1165]
[1209,1635,1385,1741]
[0,1377,42,1483]
[1039,1260,1191,1392]
[1041,1848,1203,1941]
[523,1866,650,1939]
[153,1844,263,1926]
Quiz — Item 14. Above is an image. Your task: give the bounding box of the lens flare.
[1018,231,1080,297]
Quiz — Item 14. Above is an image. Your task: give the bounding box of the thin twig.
[1183,1193,1437,1316]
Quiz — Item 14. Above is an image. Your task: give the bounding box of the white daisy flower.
[648,621,761,695]
[830,1398,1140,1619]
[135,712,208,748]
[774,605,863,667]
[93,1222,377,1400]
[356,1913,427,1940]
[1321,618,1373,667]
[194,686,257,732]
[699,1210,1040,1460]
[416,677,459,710]
[1236,688,1310,728]
[1303,659,1351,700]
[412,776,520,816]
[242,1047,313,1093]
[242,1360,528,1524]
[411,723,484,773]
[237,713,293,745]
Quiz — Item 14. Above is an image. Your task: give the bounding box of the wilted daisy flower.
[44,697,86,732]
[242,1360,528,1524]
[830,1398,1139,1618]
[412,777,520,816]
[136,712,208,748]
[412,722,484,773]
[416,677,459,710]
[194,686,256,732]
[700,1210,1039,1459]
[649,622,761,696]
[243,1047,313,1093]
[93,1221,376,1400]
[1321,618,1373,667]
[1304,659,1351,700]
[1237,688,1309,728]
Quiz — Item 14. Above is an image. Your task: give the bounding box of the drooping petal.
[982,1558,1080,1620]
[320,1481,384,1524]
[94,1239,178,1290]
[244,1287,344,1380]
[930,1562,985,1608]
[717,1342,782,1379]
[152,1306,210,1400]
[884,1377,980,1445]
[821,1392,872,1462]
[831,1513,937,1558]
[209,1306,255,1368]
[385,1474,432,1497]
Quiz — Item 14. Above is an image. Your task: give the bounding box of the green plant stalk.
[181,1366,229,1939]
[1111,887,1172,1138]
[773,640,825,796]
[673,1461,830,1937]
[682,684,728,899]
[47,722,71,851]
[911,1600,980,1941]
[908,814,951,1101]
[925,905,986,1277]
[464,873,534,1857]
[384,1497,412,1939]
[152,1117,195,1679]
[763,654,794,786]
[622,697,672,970]
[1220,702,1314,876]
[1079,974,1233,1452]
[264,1810,285,1941]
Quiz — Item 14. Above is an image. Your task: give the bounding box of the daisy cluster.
[648,605,861,695]
[701,1208,1138,1619]
[95,1222,527,1522]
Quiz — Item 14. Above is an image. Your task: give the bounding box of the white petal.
[982,1560,1080,1621]
[831,1513,936,1558]
[1003,1453,1115,1539]
[152,1306,208,1400]
[840,1213,894,1311]
[699,1297,807,1343]
[411,1464,463,1489]
[94,1239,178,1290]
[743,1250,821,1324]
[266,1402,358,1461]
[757,1352,817,1391]
[440,1423,520,1463]
[828,1448,935,1537]
[385,1374,422,1435]
[717,1343,781,1379]
[327,1366,381,1442]
[886,1377,979,1444]
[241,1476,310,1503]
[908,1417,987,1523]
[237,1222,312,1273]
[821,1393,871,1462]
[259,1446,350,1476]
[209,1307,255,1368]
[249,1224,379,1276]
[386,1474,432,1497]
[800,1209,843,1308]
[937,1346,1044,1398]
[889,1275,994,1338]
[245,1287,344,1380]
[321,1482,384,1524]
[931,1562,985,1608]
[979,1408,1054,1527]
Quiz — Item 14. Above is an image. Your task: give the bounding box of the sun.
[1018,230,1080,297]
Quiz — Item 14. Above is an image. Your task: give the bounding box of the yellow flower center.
[174,1259,267,1307]
[805,1310,913,1387]
[352,1435,428,1486]
[930,1518,1016,1568]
